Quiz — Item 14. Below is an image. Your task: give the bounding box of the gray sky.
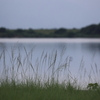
[0,0,100,29]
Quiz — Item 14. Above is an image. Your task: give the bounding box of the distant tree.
[28,28,35,34]
[0,27,6,33]
[67,32,75,37]
[55,28,67,34]
[15,29,24,33]
[94,24,100,34]
[14,29,24,37]
[6,31,15,37]
[80,24,97,34]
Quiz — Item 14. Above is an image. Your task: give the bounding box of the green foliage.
[55,28,67,34]
[0,23,100,38]
[80,24,97,34]
[94,24,100,34]
[87,83,99,90]
[0,82,100,100]
[0,27,6,33]
[15,29,24,33]
[27,28,35,34]
[67,32,75,37]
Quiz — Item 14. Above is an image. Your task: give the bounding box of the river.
[0,38,100,86]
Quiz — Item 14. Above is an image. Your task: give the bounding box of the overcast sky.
[0,0,100,29]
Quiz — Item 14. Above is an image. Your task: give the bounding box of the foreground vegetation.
[0,45,100,100]
[0,23,100,38]
[0,82,100,100]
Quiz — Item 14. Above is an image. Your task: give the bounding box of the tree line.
[0,23,100,38]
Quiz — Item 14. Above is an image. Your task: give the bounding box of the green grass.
[0,45,100,100]
[0,82,100,100]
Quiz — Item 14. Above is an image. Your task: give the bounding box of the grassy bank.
[0,82,100,100]
[0,45,100,100]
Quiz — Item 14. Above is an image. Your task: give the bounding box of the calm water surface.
[0,38,100,85]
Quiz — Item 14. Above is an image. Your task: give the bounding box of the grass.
[0,82,100,100]
[0,44,100,100]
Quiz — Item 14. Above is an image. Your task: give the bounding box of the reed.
[0,44,100,100]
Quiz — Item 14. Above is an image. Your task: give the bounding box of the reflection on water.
[0,38,100,86]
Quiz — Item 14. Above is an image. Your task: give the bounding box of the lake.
[0,38,100,86]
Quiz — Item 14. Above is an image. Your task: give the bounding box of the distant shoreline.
[0,23,100,38]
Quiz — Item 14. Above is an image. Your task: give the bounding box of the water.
[0,38,100,86]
